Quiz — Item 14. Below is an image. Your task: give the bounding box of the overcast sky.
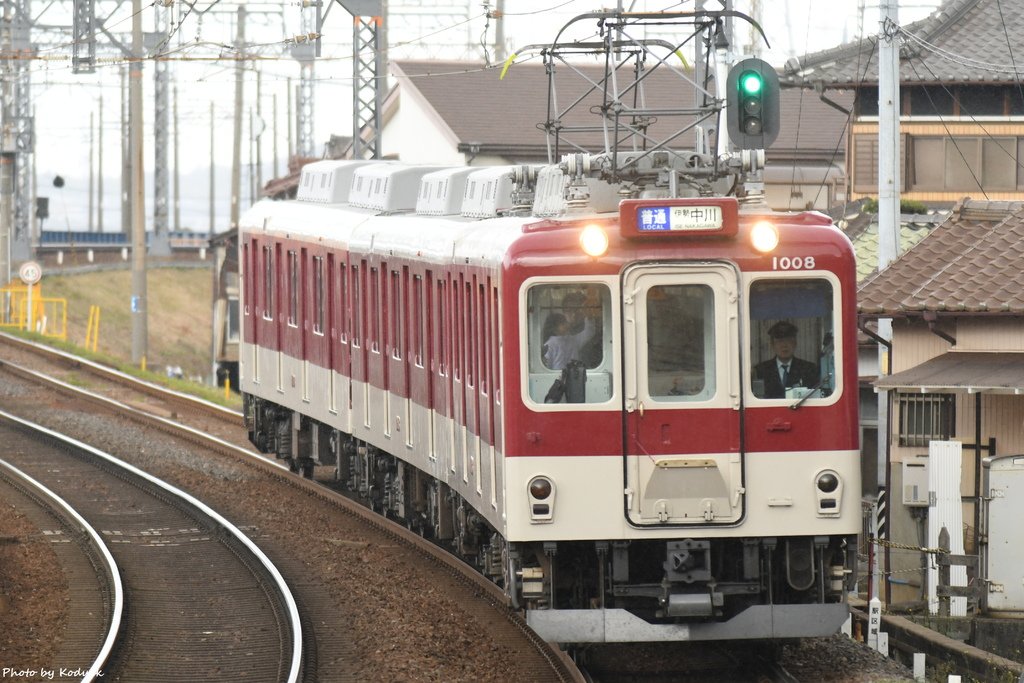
[28,0,938,233]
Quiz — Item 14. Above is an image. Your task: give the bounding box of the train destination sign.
[619,197,739,239]
[638,205,724,232]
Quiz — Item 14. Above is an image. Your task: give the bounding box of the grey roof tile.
[392,60,851,159]
[782,0,1024,87]
[859,199,1024,314]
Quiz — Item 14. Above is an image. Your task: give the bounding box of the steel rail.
[0,408,303,683]
[0,454,123,683]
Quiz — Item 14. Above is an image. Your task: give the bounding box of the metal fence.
[0,284,67,341]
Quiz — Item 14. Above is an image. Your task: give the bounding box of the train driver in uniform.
[752,320,819,399]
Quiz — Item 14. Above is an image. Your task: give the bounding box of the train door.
[621,262,744,526]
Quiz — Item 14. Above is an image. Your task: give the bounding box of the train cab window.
[525,283,612,405]
[645,284,715,401]
[749,278,836,401]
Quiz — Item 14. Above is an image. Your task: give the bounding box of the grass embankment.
[25,266,240,409]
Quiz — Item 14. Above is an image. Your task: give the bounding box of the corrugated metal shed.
[874,351,1024,392]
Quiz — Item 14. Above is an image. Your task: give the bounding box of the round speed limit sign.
[18,261,42,285]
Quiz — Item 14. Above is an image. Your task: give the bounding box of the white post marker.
[877,631,889,658]
[867,596,882,652]
[913,653,926,682]
[18,260,42,333]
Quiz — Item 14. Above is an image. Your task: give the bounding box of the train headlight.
[580,224,609,257]
[751,220,779,253]
[814,469,842,517]
[528,476,555,523]
[816,472,839,493]
[529,477,552,500]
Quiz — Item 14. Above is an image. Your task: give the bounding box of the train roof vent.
[532,164,622,217]
[416,167,476,216]
[533,165,567,217]
[296,160,379,204]
[461,166,515,218]
[349,164,443,212]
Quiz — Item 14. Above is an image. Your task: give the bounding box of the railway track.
[0,411,301,682]
[573,641,802,683]
[0,455,121,682]
[0,331,580,682]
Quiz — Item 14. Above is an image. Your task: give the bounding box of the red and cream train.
[239,158,860,643]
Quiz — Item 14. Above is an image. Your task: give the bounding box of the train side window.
[436,279,447,376]
[390,269,402,360]
[525,283,612,405]
[338,264,348,345]
[413,275,424,367]
[287,250,299,328]
[352,265,362,348]
[313,256,325,336]
[749,278,836,401]
[262,245,273,321]
[370,267,381,353]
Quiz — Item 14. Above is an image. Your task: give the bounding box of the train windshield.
[526,283,613,404]
[749,278,836,401]
[645,284,716,401]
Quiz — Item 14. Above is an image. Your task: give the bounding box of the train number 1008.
[772,256,816,270]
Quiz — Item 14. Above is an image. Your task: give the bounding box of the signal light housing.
[726,58,780,150]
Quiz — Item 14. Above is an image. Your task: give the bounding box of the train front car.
[503,197,860,643]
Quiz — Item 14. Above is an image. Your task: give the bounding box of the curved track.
[0,457,121,682]
[0,411,301,683]
[0,332,580,682]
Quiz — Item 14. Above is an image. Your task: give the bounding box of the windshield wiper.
[789,373,832,411]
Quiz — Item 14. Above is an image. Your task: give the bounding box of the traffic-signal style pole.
[725,57,780,150]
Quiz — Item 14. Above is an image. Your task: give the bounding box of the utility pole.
[98,95,104,233]
[230,5,245,229]
[1,0,34,263]
[173,85,180,231]
[876,0,901,608]
[130,0,148,366]
[121,65,130,236]
[89,110,94,232]
[255,70,263,195]
[286,76,294,162]
[493,0,504,62]
[272,93,279,179]
[294,6,315,158]
[149,0,171,255]
[209,101,215,237]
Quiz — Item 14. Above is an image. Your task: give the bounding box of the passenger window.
[749,279,835,400]
[526,283,611,405]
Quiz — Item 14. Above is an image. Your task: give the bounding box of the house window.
[909,86,954,116]
[898,393,955,447]
[910,137,1016,192]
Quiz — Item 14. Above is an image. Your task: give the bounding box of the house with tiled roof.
[783,0,1024,205]
[384,60,851,212]
[858,198,1024,607]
